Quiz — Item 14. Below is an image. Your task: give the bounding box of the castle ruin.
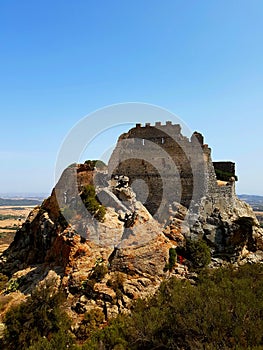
[108,121,237,221]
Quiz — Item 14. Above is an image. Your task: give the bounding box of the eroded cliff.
[1,124,263,334]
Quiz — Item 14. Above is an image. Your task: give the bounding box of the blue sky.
[0,0,263,195]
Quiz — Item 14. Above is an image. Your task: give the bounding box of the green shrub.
[6,278,20,293]
[80,185,106,222]
[185,238,211,269]
[83,264,263,349]
[27,329,75,350]
[91,263,108,282]
[164,247,177,272]
[2,280,72,350]
[81,184,96,198]
[83,314,129,350]
[84,160,107,170]
[76,308,105,340]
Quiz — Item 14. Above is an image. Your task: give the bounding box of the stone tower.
[108,122,237,221]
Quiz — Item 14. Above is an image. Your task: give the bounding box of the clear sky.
[0,0,263,195]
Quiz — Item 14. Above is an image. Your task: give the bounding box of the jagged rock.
[1,124,263,334]
[93,283,116,300]
[113,186,136,203]
[106,303,119,318]
[111,233,171,277]
[97,189,128,213]
[168,202,188,221]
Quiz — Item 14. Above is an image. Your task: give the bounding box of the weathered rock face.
[163,196,263,266]
[0,164,174,329]
[108,122,263,265]
[1,124,263,332]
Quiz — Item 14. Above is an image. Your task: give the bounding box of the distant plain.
[0,206,33,254]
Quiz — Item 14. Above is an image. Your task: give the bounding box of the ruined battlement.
[135,121,179,128]
[121,121,184,145]
[108,122,237,221]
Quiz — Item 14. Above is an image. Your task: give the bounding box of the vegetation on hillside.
[176,238,211,270]
[84,264,263,350]
[84,159,107,170]
[80,184,106,222]
[164,247,177,272]
[2,264,263,349]
[1,278,73,350]
[0,214,24,221]
[0,198,41,207]
[60,184,106,224]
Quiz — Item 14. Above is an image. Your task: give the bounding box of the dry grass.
[0,206,33,254]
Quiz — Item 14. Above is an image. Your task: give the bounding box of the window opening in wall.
[161,137,164,144]
[142,138,145,146]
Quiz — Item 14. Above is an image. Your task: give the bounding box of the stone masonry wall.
[108,122,237,220]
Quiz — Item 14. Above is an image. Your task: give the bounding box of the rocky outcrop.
[1,125,263,332]
[163,196,263,267]
[0,165,175,329]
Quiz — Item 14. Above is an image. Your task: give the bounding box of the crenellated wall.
[108,122,237,220]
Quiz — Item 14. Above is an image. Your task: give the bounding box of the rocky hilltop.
[1,122,263,333]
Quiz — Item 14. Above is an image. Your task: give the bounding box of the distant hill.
[238,194,263,211]
[0,197,42,207]
[1,194,262,210]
